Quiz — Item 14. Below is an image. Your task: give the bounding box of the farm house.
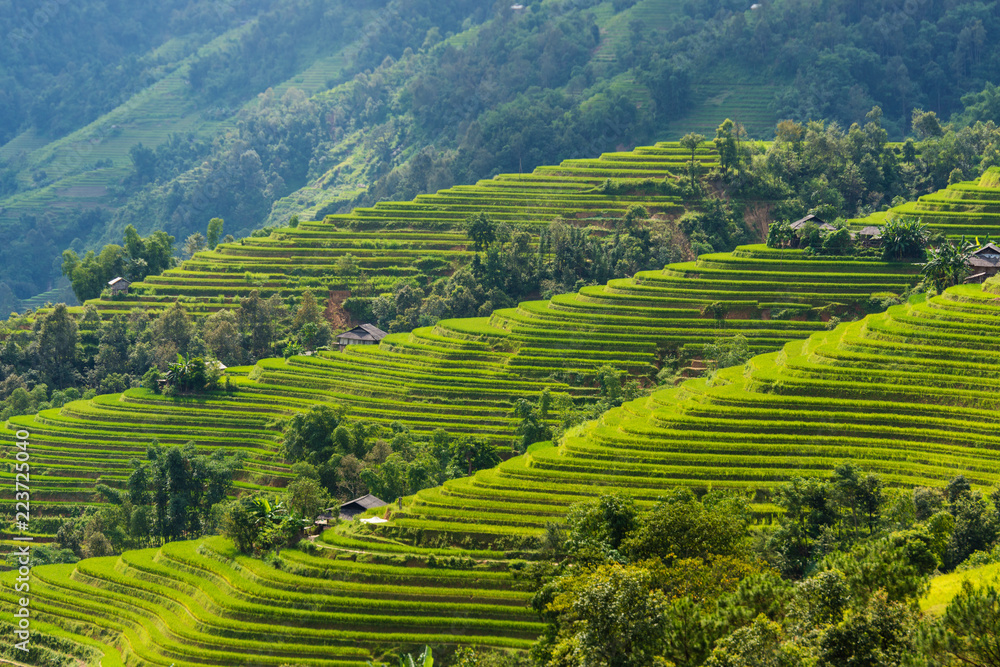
[964,242,1000,283]
[107,276,131,294]
[337,323,388,351]
[339,494,388,520]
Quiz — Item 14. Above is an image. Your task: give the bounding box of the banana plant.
[367,646,432,667]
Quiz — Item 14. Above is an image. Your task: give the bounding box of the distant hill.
[7,0,1000,311]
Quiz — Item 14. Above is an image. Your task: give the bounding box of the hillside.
[5,153,1000,664]
[864,166,1000,238]
[9,0,1000,314]
[78,140,710,318]
[6,123,952,532]
[8,277,1000,664]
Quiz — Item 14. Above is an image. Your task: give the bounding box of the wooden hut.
[852,225,883,247]
[789,214,836,233]
[107,277,131,295]
[337,324,388,352]
[339,494,387,520]
[964,243,1000,283]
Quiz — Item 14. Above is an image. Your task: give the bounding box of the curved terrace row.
[391,282,1000,538]
[10,281,1000,665]
[84,142,710,318]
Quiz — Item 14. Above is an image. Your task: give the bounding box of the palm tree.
[680,132,705,189]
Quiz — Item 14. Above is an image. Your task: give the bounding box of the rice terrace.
[7,1,1000,666]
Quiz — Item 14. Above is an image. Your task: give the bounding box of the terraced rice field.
[668,75,785,139]
[859,166,1000,239]
[396,283,1000,536]
[3,243,925,530]
[83,141,714,317]
[9,279,1000,665]
[12,151,1000,665]
[0,536,540,666]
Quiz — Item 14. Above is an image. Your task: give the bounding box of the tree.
[880,217,928,261]
[237,290,284,360]
[151,302,194,367]
[934,578,1000,666]
[947,492,998,568]
[37,304,79,388]
[922,239,974,291]
[292,290,322,332]
[129,143,157,183]
[704,334,751,371]
[206,218,224,250]
[623,490,749,563]
[705,616,803,667]
[183,232,207,258]
[542,564,667,667]
[817,591,917,667]
[464,212,497,251]
[680,132,705,188]
[565,494,639,556]
[285,477,330,519]
[94,314,131,377]
[202,310,243,365]
[714,119,739,175]
[282,404,346,462]
[449,436,500,476]
[222,496,259,553]
[912,109,944,139]
[513,397,552,451]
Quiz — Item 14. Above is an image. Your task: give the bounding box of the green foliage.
[282,404,350,463]
[880,216,928,261]
[62,225,175,302]
[922,238,975,291]
[464,213,498,252]
[703,334,751,371]
[206,218,224,250]
[715,119,740,175]
[623,490,750,564]
[930,578,1000,666]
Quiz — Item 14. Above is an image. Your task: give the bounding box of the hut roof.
[972,242,1000,257]
[340,494,387,511]
[968,243,1000,268]
[856,226,882,238]
[968,255,1000,268]
[336,324,388,342]
[107,276,131,286]
[789,214,827,231]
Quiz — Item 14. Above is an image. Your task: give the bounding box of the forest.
[7,0,1000,312]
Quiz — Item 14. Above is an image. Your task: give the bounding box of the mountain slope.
[8,279,1000,665]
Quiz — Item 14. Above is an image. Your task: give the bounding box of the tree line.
[454,465,1000,666]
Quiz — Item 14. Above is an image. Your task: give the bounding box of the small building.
[313,511,336,528]
[107,277,131,295]
[852,225,883,247]
[339,494,387,520]
[337,324,388,352]
[789,214,836,233]
[965,243,1000,283]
